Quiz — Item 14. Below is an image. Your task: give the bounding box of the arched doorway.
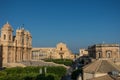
[97,51,102,58]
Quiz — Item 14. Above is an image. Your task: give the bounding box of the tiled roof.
[83,59,120,73]
[87,75,114,80]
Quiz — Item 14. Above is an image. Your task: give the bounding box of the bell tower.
[1,22,13,64]
[1,22,13,43]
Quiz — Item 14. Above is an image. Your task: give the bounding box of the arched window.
[60,47,62,51]
[106,51,112,58]
[98,52,101,58]
[98,51,102,58]
[9,35,11,40]
[4,34,6,40]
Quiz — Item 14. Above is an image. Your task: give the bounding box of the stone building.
[88,44,120,59]
[32,48,55,60]
[0,22,32,67]
[79,49,88,57]
[82,59,120,80]
[32,42,75,60]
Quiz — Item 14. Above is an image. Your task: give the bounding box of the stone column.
[19,49,21,62]
[20,48,22,62]
[13,47,16,62]
[29,48,31,61]
[11,47,14,62]
[18,48,21,62]
[21,48,23,61]
[3,46,8,64]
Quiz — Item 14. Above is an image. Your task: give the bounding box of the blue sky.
[0,0,120,53]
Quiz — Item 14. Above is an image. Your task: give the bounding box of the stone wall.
[88,44,120,59]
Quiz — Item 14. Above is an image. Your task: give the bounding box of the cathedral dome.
[2,22,13,31]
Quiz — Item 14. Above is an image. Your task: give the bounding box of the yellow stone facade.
[79,49,88,57]
[88,44,120,59]
[0,22,32,67]
[32,43,74,60]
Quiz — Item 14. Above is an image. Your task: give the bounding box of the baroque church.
[32,42,75,60]
[0,22,32,67]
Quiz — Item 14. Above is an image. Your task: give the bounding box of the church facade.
[32,43,75,60]
[0,22,32,67]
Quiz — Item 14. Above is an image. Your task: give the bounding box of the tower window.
[60,47,62,51]
[4,34,6,40]
[9,35,11,40]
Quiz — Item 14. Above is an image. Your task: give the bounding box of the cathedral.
[0,22,32,67]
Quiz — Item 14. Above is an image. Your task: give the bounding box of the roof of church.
[87,75,114,80]
[2,22,13,31]
[83,59,120,73]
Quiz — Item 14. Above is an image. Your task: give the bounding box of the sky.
[0,0,120,53]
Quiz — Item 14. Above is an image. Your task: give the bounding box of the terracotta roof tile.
[87,75,114,80]
[83,59,120,73]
